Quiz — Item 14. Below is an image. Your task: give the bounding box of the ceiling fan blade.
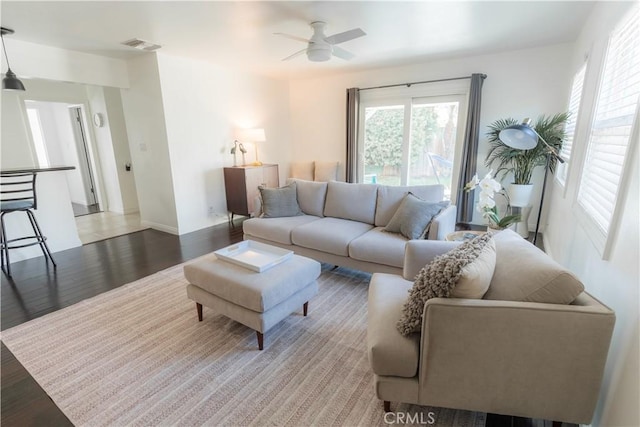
[332,46,355,60]
[274,32,310,43]
[282,48,307,61]
[325,28,366,45]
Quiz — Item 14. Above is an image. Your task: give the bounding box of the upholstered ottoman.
[184,253,320,350]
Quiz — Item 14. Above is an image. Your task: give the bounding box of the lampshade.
[3,68,25,91]
[1,27,25,92]
[234,128,266,143]
[499,124,538,150]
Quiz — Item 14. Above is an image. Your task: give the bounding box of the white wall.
[288,43,573,228]
[103,87,139,214]
[4,39,129,88]
[1,92,34,167]
[120,54,179,234]
[545,3,639,427]
[155,53,291,234]
[86,86,125,213]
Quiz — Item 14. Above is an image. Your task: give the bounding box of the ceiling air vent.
[121,38,162,51]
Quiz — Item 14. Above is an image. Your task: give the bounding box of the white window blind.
[557,63,587,185]
[577,6,640,237]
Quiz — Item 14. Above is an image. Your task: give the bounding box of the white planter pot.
[509,184,534,207]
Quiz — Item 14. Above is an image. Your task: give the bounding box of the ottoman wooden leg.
[383,401,391,412]
[196,303,203,321]
[303,301,309,316]
[256,331,264,350]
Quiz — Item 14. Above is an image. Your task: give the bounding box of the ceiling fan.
[275,21,366,62]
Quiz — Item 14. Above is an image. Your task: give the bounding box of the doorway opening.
[23,97,145,244]
[24,101,102,217]
[69,106,100,216]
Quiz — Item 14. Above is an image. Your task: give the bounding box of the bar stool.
[0,172,56,277]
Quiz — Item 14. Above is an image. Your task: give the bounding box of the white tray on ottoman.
[184,243,321,350]
[213,240,293,272]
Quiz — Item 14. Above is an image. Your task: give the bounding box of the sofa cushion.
[349,227,408,268]
[452,237,496,299]
[286,178,327,217]
[290,161,314,181]
[375,184,445,227]
[314,161,340,182]
[324,181,378,224]
[259,182,302,218]
[368,274,420,378]
[291,217,373,256]
[243,215,321,245]
[484,229,585,304]
[397,233,494,336]
[384,193,450,240]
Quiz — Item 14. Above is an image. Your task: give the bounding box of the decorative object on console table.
[223,164,279,221]
[497,117,566,244]
[230,140,248,167]
[234,128,266,166]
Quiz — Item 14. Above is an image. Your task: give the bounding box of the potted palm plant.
[485,113,569,207]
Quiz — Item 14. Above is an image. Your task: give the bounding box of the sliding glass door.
[359,94,466,202]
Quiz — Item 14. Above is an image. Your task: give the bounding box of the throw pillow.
[375,184,445,227]
[290,162,314,181]
[314,161,339,182]
[384,193,449,240]
[397,233,493,336]
[451,237,496,299]
[259,182,303,218]
[285,178,327,217]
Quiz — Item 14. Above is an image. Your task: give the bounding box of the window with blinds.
[557,63,587,186]
[577,6,639,249]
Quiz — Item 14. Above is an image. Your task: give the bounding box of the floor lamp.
[498,118,565,244]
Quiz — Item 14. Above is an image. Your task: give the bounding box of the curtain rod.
[358,74,486,92]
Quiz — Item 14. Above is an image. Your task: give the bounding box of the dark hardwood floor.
[1,221,563,426]
[2,220,244,426]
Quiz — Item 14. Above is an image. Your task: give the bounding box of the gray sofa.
[243,179,456,274]
[367,229,615,425]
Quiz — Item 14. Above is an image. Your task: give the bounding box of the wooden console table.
[223,164,279,220]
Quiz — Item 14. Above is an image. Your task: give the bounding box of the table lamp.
[498,118,565,244]
[234,128,266,166]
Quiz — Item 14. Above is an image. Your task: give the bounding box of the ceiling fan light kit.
[307,44,332,62]
[276,21,366,63]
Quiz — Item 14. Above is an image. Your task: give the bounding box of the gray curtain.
[345,88,360,183]
[457,73,487,223]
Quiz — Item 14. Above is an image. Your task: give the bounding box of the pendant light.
[1,27,26,91]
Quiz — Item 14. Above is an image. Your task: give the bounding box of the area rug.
[1,260,486,426]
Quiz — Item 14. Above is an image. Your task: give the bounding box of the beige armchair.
[367,234,615,425]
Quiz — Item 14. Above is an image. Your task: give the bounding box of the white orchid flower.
[479,172,502,193]
[464,174,479,191]
[478,193,496,209]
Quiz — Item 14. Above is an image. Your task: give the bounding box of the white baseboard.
[140,220,179,235]
[106,208,139,215]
